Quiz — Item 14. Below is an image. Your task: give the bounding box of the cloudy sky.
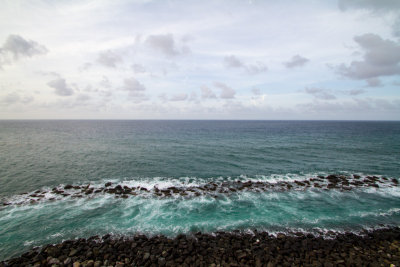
[0,0,399,120]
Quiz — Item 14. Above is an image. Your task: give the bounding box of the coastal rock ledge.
[1,228,400,266]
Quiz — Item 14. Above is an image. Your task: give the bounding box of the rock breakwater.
[2,174,398,207]
[1,228,400,266]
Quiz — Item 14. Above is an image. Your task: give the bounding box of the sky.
[0,0,399,120]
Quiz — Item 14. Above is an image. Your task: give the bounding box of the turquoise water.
[0,120,400,260]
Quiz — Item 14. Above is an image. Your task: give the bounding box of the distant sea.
[0,120,399,260]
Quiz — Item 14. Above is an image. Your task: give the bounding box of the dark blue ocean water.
[0,120,400,260]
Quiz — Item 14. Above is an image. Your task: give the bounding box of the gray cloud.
[99,76,111,89]
[145,34,189,57]
[132,64,146,73]
[252,88,262,95]
[338,0,400,12]
[214,82,236,99]
[170,93,188,101]
[97,50,122,68]
[121,78,146,92]
[393,18,400,37]
[188,92,198,102]
[0,35,47,68]
[1,34,47,59]
[305,87,336,100]
[284,55,309,68]
[298,97,400,119]
[158,93,168,102]
[338,0,400,38]
[47,78,74,96]
[337,34,400,80]
[365,77,383,87]
[223,55,267,74]
[1,92,34,105]
[246,62,268,74]
[201,86,217,99]
[347,89,366,95]
[76,94,90,102]
[223,55,244,68]
[121,78,148,102]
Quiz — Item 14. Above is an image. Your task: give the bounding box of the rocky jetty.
[2,174,398,207]
[1,228,400,266]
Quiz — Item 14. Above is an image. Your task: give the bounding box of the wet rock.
[158,257,166,266]
[105,182,112,187]
[47,257,60,265]
[64,257,72,265]
[64,184,73,190]
[69,249,78,257]
[143,252,150,260]
[85,189,94,195]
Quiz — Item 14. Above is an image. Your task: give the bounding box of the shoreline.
[2,228,400,266]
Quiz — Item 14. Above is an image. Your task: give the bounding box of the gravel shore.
[1,228,400,266]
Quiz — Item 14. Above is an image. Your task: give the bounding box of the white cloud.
[0,1,398,119]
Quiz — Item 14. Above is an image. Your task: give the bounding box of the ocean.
[0,120,399,261]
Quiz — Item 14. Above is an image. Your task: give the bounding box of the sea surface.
[0,120,400,260]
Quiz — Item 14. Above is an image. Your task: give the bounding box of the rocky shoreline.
[1,228,400,266]
[2,174,398,206]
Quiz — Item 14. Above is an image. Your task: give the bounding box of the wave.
[1,176,399,261]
